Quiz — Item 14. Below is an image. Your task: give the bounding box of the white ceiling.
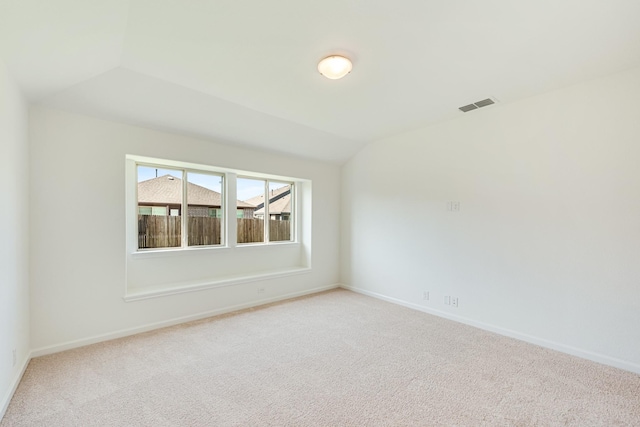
[2,0,640,163]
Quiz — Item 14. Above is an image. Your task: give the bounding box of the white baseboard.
[31,283,339,358]
[340,284,640,375]
[1,350,32,421]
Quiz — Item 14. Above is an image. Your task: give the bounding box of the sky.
[138,166,288,201]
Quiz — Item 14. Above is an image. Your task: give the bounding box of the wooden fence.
[188,217,222,246]
[269,219,291,242]
[236,218,292,243]
[138,215,183,248]
[138,216,290,248]
[236,218,264,243]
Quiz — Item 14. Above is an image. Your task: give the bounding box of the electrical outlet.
[422,291,429,301]
[451,297,459,308]
[444,296,450,305]
[12,349,16,367]
[257,287,265,294]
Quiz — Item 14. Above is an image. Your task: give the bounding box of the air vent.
[459,104,478,113]
[459,97,497,113]
[474,98,495,108]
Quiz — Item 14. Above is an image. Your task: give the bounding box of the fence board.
[138,216,290,248]
[269,219,291,242]
[138,215,181,248]
[237,218,264,243]
[188,217,221,246]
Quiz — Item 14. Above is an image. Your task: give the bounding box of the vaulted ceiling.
[2,0,639,163]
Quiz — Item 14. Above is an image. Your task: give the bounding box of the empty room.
[1,0,640,425]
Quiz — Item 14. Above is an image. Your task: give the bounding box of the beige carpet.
[3,289,640,426]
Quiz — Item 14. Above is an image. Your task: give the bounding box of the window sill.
[130,241,300,259]
[124,266,311,302]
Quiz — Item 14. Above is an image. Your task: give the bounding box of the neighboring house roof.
[138,175,254,208]
[255,196,291,216]
[246,185,291,216]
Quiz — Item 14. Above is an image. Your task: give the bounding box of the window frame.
[236,176,295,246]
[128,155,301,255]
[135,162,226,251]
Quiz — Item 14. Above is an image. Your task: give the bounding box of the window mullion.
[264,180,270,243]
[182,169,188,247]
[227,173,237,247]
[220,175,226,247]
[290,183,295,242]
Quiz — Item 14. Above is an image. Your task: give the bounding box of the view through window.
[237,177,265,244]
[137,165,224,249]
[136,164,295,250]
[237,177,294,244]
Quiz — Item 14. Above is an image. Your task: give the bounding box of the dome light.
[317,55,352,80]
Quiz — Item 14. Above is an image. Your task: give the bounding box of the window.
[136,165,223,250]
[126,155,308,300]
[237,177,294,244]
[130,156,300,253]
[187,172,223,247]
[237,177,265,244]
[268,181,294,242]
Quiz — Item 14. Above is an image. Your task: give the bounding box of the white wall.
[29,107,340,351]
[0,61,29,415]
[341,66,640,372]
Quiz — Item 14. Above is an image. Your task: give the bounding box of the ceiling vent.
[459,97,497,113]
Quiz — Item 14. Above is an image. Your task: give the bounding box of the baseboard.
[0,350,32,421]
[340,284,640,375]
[31,283,339,358]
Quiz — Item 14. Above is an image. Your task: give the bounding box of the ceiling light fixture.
[317,55,352,80]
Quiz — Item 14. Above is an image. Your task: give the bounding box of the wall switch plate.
[447,201,460,212]
[444,296,450,305]
[451,297,459,307]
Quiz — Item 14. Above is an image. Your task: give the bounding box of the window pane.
[187,172,223,246]
[237,177,264,243]
[268,181,293,242]
[137,166,182,249]
[152,206,168,216]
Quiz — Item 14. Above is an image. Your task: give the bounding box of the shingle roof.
[138,175,254,208]
[254,196,291,215]
[244,184,289,206]
[248,185,291,215]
